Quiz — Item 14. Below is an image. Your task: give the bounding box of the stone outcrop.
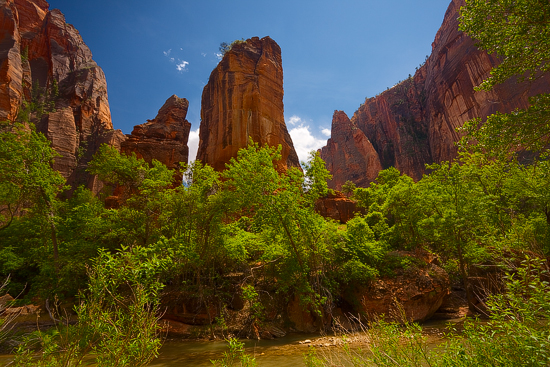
[197,36,300,172]
[0,0,125,194]
[121,95,191,170]
[321,0,550,188]
[343,252,450,322]
[314,191,362,223]
[320,111,382,190]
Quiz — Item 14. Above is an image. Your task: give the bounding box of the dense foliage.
[305,256,550,367]
[458,0,550,158]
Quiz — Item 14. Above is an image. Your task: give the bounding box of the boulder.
[314,191,362,223]
[286,295,327,333]
[344,253,450,322]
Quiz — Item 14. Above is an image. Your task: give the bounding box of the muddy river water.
[152,318,456,366]
[0,318,461,366]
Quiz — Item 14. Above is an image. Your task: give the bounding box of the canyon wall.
[321,0,550,190]
[0,0,125,194]
[197,36,300,172]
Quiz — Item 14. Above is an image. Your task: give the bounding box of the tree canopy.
[459,0,550,158]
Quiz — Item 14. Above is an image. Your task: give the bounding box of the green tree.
[0,122,66,280]
[219,39,246,56]
[14,246,166,367]
[458,0,550,157]
[222,142,333,312]
[87,145,175,247]
[341,180,356,197]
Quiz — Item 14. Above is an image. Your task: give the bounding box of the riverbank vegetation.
[304,256,550,367]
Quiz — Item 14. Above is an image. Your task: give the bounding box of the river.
[152,318,456,366]
[0,318,460,366]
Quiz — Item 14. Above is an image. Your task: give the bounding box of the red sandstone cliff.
[321,0,550,188]
[197,36,300,172]
[0,0,125,194]
[121,95,191,170]
[321,110,382,191]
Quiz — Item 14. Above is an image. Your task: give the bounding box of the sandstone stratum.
[320,0,550,190]
[0,0,128,194]
[121,95,191,170]
[197,36,300,172]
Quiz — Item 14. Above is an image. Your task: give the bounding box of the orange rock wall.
[322,0,550,188]
[198,36,300,172]
[314,190,363,224]
[320,111,382,191]
[121,95,191,170]
[0,0,125,194]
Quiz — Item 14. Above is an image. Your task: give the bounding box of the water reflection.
[0,318,464,366]
[151,334,318,367]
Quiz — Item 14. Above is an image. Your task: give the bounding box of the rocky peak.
[320,110,382,190]
[197,36,300,172]
[121,95,191,170]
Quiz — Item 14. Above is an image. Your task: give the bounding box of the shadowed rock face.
[197,36,300,172]
[121,95,191,170]
[344,252,450,323]
[0,0,125,194]
[321,0,550,188]
[314,190,363,224]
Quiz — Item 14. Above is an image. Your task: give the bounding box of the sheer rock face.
[0,0,25,122]
[321,0,550,188]
[0,0,124,193]
[320,111,382,191]
[121,95,191,170]
[197,36,300,172]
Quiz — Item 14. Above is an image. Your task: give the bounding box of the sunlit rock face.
[197,36,300,172]
[0,0,125,193]
[321,0,550,189]
[121,95,191,170]
[320,110,382,191]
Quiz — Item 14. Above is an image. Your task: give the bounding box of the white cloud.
[287,115,302,126]
[286,116,328,163]
[176,60,189,72]
[187,128,200,163]
[163,49,172,57]
[201,52,207,57]
[321,128,331,137]
[169,57,175,63]
[216,53,223,60]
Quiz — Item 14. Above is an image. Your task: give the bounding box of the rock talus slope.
[197,36,300,172]
[321,0,550,188]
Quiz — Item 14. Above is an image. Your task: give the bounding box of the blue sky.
[47,0,452,162]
